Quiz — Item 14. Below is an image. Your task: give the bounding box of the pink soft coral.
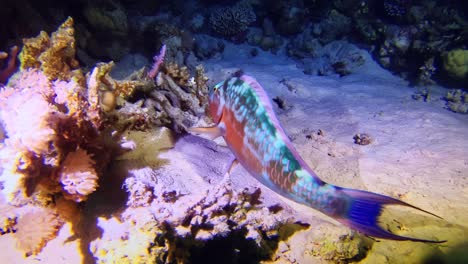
[0,70,55,154]
[59,148,99,202]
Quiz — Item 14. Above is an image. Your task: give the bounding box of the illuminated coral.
[19,17,80,81]
[59,148,99,202]
[13,207,64,256]
[0,75,55,154]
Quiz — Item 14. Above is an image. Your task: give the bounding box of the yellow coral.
[165,62,191,86]
[19,31,50,70]
[443,49,468,79]
[19,17,80,81]
[59,148,99,202]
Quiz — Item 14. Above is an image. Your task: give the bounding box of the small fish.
[191,71,444,243]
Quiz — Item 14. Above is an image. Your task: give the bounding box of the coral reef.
[148,44,167,79]
[0,18,145,256]
[149,66,209,132]
[83,2,128,37]
[383,0,410,19]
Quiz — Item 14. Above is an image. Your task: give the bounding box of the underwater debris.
[0,18,141,256]
[353,133,373,145]
[145,63,209,133]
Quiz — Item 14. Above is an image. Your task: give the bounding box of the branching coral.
[150,72,208,133]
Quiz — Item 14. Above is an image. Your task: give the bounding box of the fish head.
[208,80,224,123]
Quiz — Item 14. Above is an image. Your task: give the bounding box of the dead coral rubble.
[146,63,209,133]
[118,174,296,263]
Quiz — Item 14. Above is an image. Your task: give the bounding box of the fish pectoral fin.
[226,157,239,174]
[189,125,224,140]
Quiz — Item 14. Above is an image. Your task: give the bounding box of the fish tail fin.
[335,188,446,243]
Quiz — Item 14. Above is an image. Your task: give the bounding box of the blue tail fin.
[335,188,446,243]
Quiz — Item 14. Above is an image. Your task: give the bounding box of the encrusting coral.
[19,17,81,81]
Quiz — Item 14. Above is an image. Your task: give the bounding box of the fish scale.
[191,72,444,243]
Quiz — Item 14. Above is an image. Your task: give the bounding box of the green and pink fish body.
[191,72,443,243]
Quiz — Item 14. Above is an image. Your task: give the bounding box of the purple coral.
[148,44,166,79]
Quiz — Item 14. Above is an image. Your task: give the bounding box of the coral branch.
[148,44,166,79]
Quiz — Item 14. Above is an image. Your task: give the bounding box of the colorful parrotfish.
[191,71,444,243]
